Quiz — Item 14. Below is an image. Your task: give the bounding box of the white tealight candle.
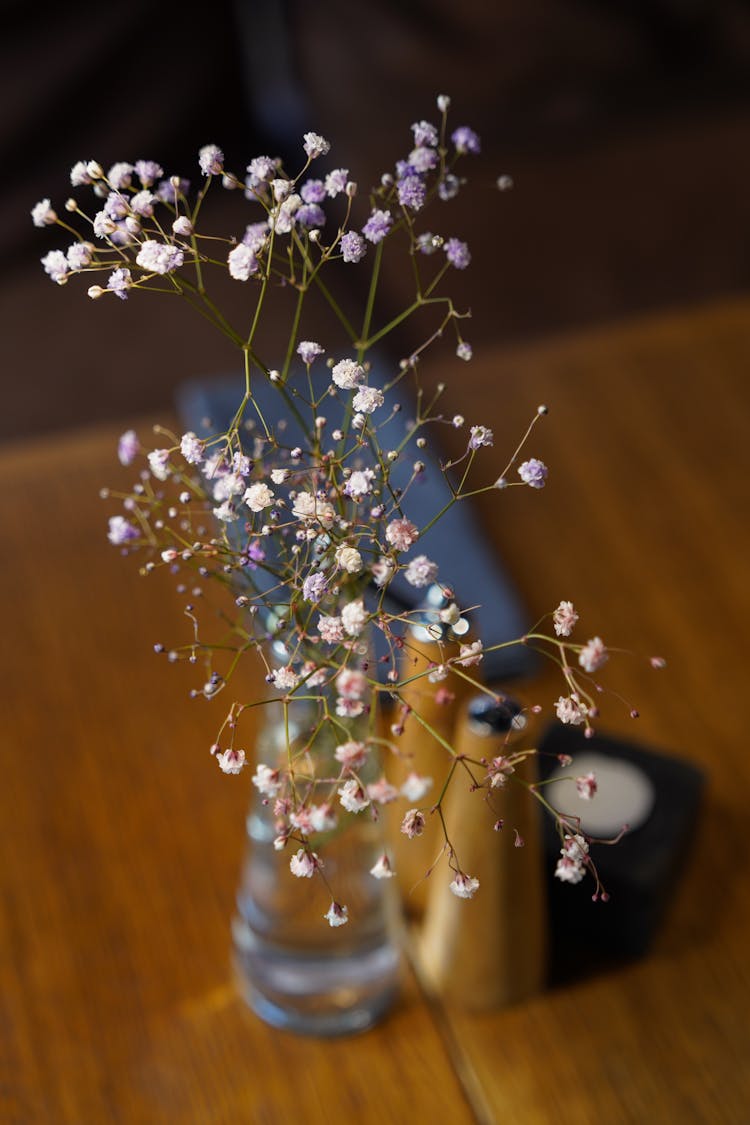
[547,751,656,837]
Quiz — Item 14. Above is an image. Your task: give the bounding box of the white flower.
[449,873,480,899]
[41,250,68,283]
[579,636,608,674]
[66,242,94,271]
[309,804,338,832]
[272,666,299,691]
[331,358,365,389]
[563,834,589,862]
[292,491,335,528]
[147,449,170,480]
[244,482,275,512]
[324,901,348,927]
[31,198,57,227]
[270,468,289,484]
[371,557,394,587]
[400,773,433,802]
[370,854,396,879]
[341,599,367,636]
[212,501,238,522]
[555,857,585,884]
[555,693,587,726]
[344,470,374,498]
[352,386,384,415]
[228,242,258,280]
[335,669,367,699]
[303,132,330,159]
[338,779,370,813]
[252,763,282,796]
[335,545,363,574]
[180,431,204,464]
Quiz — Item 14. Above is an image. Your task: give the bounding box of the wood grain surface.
[2,294,749,1123]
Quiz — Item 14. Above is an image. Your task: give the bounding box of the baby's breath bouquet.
[33,96,660,1030]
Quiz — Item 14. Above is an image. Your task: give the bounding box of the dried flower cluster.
[34,95,661,924]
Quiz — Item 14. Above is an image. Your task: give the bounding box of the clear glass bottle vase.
[231,683,403,1036]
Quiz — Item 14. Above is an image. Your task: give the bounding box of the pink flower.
[456,640,483,667]
[385,517,419,552]
[318,615,344,644]
[117,429,139,467]
[289,849,319,878]
[404,555,439,588]
[367,777,400,805]
[400,808,426,838]
[336,668,367,699]
[579,636,608,674]
[552,600,578,637]
[216,748,246,774]
[334,740,368,769]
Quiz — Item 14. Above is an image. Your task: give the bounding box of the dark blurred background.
[5,0,750,444]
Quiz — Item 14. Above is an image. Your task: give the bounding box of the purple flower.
[247,155,276,182]
[518,458,548,489]
[301,179,326,203]
[438,174,461,201]
[302,572,328,603]
[156,177,190,204]
[340,231,366,263]
[451,126,481,155]
[41,250,68,283]
[244,541,266,570]
[296,203,326,229]
[297,340,325,365]
[108,515,139,545]
[397,174,426,211]
[445,237,471,270]
[135,160,164,187]
[324,168,349,197]
[411,120,439,148]
[117,429,140,466]
[408,146,438,173]
[107,267,132,300]
[199,144,224,176]
[136,240,184,275]
[362,209,392,244]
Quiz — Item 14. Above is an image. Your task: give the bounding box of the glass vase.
[231,664,403,1036]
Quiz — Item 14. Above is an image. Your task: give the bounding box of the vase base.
[231,914,401,1037]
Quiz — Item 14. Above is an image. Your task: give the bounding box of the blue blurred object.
[175,367,538,684]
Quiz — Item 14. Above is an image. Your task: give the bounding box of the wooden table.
[2,294,749,1123]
